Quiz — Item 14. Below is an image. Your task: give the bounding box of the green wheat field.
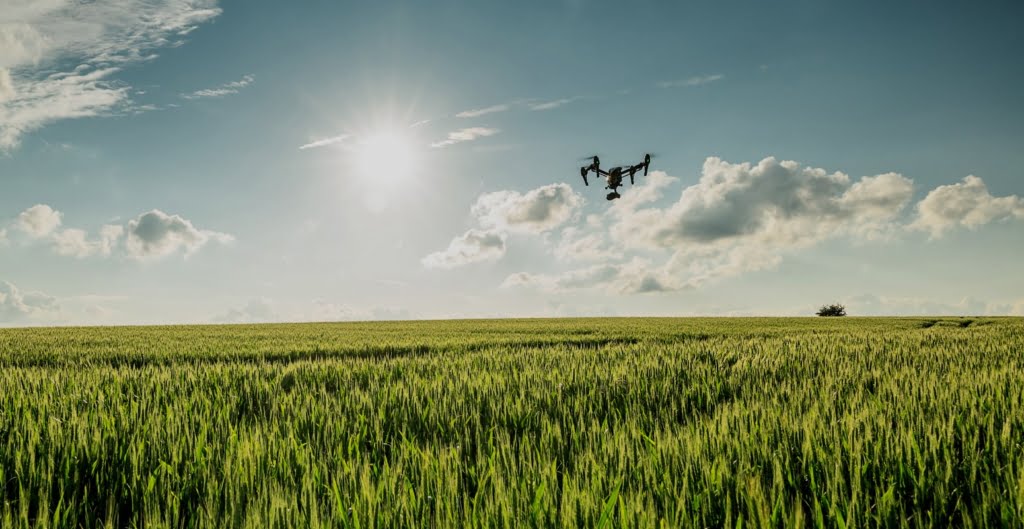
[1,317,1022,528]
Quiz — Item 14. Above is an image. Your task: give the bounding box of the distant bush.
[817,303,847,317]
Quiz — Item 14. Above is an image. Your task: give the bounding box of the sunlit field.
[1,317,1022,528]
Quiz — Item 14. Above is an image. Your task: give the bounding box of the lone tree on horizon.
[817,303,847,317]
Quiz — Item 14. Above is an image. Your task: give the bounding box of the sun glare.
[352,130,418,186]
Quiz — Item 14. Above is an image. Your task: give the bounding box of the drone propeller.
[643,153,655,175]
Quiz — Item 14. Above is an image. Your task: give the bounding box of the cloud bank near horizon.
[427,156,1024,296]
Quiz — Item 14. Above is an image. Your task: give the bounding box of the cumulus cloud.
[181,74,254,100]
[16,204,62,237]
[603,158,915,289]
[4,204,228,260]
[455,104,509,118]
[0,0,222,149]
[661,244,783,290]
[552,226,618,262]
[657,74,725,88]
[472,183,584,234]
[430,127,500,148]
[51,225,124,258]
[432,156,1022,296]
[422,229,506,269]
[613,158,913,251]
[423,183,585,269]
[0,280,59,322]
[499,157,926,294]
[125,209,233,259]
[909,175,1024,238]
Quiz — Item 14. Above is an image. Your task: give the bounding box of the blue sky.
[2,0,1023,325]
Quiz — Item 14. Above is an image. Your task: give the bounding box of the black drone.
[579,153,652,200]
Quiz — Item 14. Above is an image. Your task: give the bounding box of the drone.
[579,153,652,200]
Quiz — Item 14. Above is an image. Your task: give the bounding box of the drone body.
[579,153,652,200]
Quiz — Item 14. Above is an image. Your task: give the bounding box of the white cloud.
[125,209,233,259]
[0,0,222,149]
[661,244,783,290]
[529,97,578,111]
[0,280,59,322]
[214,297,277,323]
[909,175,1024,238]
[552,226,618,262]
[455,104,509,118]
[181,73,254,100]
[0,68,14,102]
[307,300,411,322]
[16,204,62,237]
[51,224,124,258]
[424,183,584,269]
[500,157,922,295]
[605,170,678,215]
[610,158,914,289]
[298,133,351,150]
[422,229,506,269]
[430,127,500,148]
[213,298,413,324]
[5,205,227,260]
[657,74,725,88]
[843,293,1018,316]
[446,158,1021,297]
[502,257,677,295]
[612,158,913,251]
[371,306,412,320]
[472,183,584,234]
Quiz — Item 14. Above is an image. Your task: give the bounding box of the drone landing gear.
[606,191,621,201]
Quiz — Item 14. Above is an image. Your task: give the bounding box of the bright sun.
[352,130,418,186]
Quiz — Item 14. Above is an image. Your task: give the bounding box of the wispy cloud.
[528,97,579,111]
[455,104,509,118]
[298,134,351,150]
[0,0,223,151]
[657,74,725,88]
[181,74,254,100]
[430,127,500,148]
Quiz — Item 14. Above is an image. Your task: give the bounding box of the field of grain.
[1,317,1022,528]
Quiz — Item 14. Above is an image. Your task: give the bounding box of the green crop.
[0,317,1022,528]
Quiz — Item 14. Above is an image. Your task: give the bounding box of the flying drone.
[579,153,652,200]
